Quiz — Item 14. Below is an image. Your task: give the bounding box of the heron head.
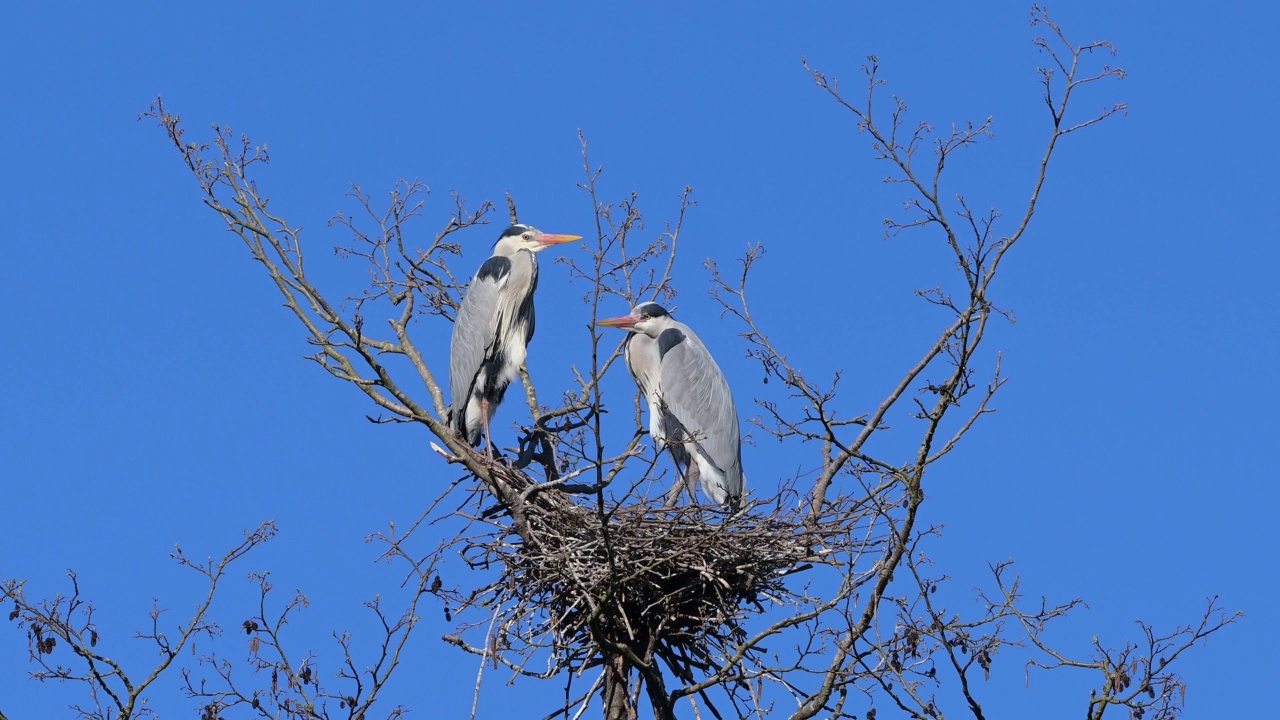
[596,302,672,337]
[493,224,582,255]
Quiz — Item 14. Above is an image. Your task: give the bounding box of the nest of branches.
[457,465,868,684]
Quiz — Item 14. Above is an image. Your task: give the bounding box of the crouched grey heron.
[450,224,581,449]
[598,302,744,509]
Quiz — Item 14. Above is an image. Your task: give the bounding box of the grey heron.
[597,303,744,510]
[449,224,581,450]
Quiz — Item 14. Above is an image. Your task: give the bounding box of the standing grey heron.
[597,302,744,510]
[449,224,581,450]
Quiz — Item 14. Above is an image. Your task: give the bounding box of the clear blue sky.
[2,2,1274,717]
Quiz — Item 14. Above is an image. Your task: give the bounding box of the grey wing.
[657,326,743,497]
[450,267,506,419]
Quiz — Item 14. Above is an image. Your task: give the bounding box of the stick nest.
[464,467,858,679]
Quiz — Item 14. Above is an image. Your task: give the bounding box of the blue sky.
[1,2,1275,718]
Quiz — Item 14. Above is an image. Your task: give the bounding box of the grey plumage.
[449,224,580,448]
[599,302,744,509]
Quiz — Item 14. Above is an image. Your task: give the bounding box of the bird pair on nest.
[448,224,744,511]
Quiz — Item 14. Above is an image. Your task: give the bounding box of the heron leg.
[662,443,699,508]
[480,397,495,458]
[662,479,683,508]
[684,459,701,505]
[661,449,686,508]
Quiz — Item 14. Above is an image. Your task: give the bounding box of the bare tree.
[1,8,1238,720]
[1,524,276,720]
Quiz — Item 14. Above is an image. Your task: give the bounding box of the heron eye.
[522,233,532,241]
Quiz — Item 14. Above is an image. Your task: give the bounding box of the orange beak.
[534,232,583,247]
[596,314,641,329]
